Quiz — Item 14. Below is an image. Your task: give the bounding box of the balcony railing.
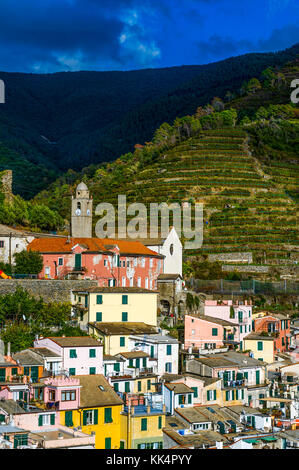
[223,379,245,388]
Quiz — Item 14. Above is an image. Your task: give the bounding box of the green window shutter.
[150,346,154,358]
[83,410,87,426]
[147,380,151,390]
[122,312,128,322]
[141,418,147,431]
[120,337,125,347]
[136,358,140,368]
[70,349,77,358]
[89,367,96,375]
[24,367,30,376]
[125,382,130,393]
[114,363,120,372]
[97,295,103,304]
[120,441,125,449]
[213,390,217,400]
[113,383,119,392]
[231,390,235,400]
[75,253,82,269]
[69,368,76,376]
[122,295,128,305]
[12,368,18,375]
[96,312,102,322]
[179,395,183,405]
[188,394,192,404]
[143,358,146,368]
[138,381,142,392]
[105,437,111,449]
[104,408,112,424]
[38,415,43,427]
[191,387,198,398]
[129,359,133,367]
[241,389,244,399]
[158,416,162,429]
[89,349,96,358]
[258,341,263,351]
[65,410,73,427]
[167,345,172,355]
[93,409,98,425]
[225,391,229,401]
[50,414,55,425]
[207,390,211,401]
[212,328,218,336]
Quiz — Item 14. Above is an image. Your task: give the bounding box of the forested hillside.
[33,57,299,280]
[0,43,298,198]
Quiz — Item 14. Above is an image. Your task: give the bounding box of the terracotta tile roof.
[88,322,158,336]
[117,351,149,359]
[74,374,123,408]
[46,336,102,347]
[27,237,164,257]
[164,382,195,394]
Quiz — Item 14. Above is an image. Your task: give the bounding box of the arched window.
[77,202,81,210]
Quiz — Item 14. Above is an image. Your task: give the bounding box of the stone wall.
[222,265,269,273]
[208,252,253,263]
[0,170,13,203]
[0,279,98,302]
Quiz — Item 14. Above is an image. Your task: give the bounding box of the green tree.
[14,250,43,275]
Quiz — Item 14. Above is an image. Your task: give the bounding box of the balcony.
[223,379,245,388]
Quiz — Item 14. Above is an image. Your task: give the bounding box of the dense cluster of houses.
[0,182,298,450]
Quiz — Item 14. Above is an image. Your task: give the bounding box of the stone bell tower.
[71,182,93,238]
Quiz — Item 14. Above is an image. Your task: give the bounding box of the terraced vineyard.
[91,127,298,275]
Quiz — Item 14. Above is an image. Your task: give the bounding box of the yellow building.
[120,402,166,449]
[73,287,158,328]
[243,333,275,364]
[88,322,157,356]
[59,374,124,449]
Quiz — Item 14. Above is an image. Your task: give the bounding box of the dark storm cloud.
[0,0,298,72]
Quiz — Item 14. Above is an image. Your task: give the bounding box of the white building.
[128,333,180,376]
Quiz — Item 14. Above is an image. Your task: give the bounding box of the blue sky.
[0,0,298,73]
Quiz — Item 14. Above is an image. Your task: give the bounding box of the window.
[165,362,172,373]
[58,257,63,266]
[70,349,77,358]
[122,277,126,287]
[125,382,130,393]
[191,387,198,398]
[120,337,125,347]
[104,259,108,267]
[105,437,111,449]
[104,407,113,424]
[96,295,103,305]
[147,380,151,390]
[11,368,18,376]
[158,416,162,429]
[113,383,119,393]
[69,368,76,376]
[138,381,142,392]
[141,418,147,431]
[122,312,128,322]
[169,244,174,255]
[49,390,56,401]
[0,241,4,248]
[61,390,76,401]
[257,341,263,351]
[166,345,172,355]
[38,414,55,427]
[89,349,96,358]
[83,409,98,426]
[96,312,102,322]
[145,278,149,289]
[123,261,126,268]
[89,367,96,375]
[212,328,218,336]
[65,410,73,427]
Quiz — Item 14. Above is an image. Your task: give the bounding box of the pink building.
[184,314,237,352]
[43,376,81,411]
[28,237,164,289]
[34,336,103,377]
[204,300,253,349]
